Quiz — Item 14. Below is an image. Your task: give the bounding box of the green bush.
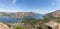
[15,26,26,29]
[38,26,48,29]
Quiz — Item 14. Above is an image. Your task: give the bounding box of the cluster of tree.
[22,18,42,25]
[21,17,50,29]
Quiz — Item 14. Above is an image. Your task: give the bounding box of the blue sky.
[0,0,60,14]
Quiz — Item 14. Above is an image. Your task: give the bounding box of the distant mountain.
[45,10,60,18]
[0,12,43,19]
[16,12,37,18]
[25,14,44,19]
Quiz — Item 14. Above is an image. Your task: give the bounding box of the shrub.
[15,26,26,29]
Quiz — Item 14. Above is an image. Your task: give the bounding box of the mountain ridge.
[45,10,60,18]
[0,12,42,18]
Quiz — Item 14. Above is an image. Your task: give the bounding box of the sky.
[0,0,60,14]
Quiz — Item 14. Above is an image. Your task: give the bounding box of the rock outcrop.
[0,22,10,29]
[45,10,60,18]
[0,12,37,18]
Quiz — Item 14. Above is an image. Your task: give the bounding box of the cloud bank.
[0,9,26,12]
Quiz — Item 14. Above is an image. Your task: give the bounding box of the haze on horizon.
[0,0,60,14]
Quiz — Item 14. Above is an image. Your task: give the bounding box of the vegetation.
[15,26,26,29]
[22,18,49,29]
[5,16,60,29]
[22,18,42,25]
[21,16,60,29]
[42,16,51,23]
[5,23,11,27]
[38,26,48,29]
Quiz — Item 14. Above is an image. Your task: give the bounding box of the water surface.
[0,16,22,23]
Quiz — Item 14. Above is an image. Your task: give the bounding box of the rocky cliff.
[45,10,60,18]
[0,12,37,18]
[0,22,10,29]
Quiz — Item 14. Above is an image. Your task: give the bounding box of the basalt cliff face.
[45,10,60,18]
[0,12,39,18]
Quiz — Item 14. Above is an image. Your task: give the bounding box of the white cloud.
[32,9,48,14]
[0,9,26,12]
[13,0,16,4]
[33,11,48,14]
[0,9,55,14]
[18,9,25,12]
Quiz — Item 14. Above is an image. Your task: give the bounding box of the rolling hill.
[0,12,43,19]
[45,10,60,18]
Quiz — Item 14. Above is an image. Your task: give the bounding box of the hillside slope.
[45,10,60,18]
[0,12,42,18]
[0,22,10,29]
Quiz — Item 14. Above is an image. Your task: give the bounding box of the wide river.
[0,16,22,23]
